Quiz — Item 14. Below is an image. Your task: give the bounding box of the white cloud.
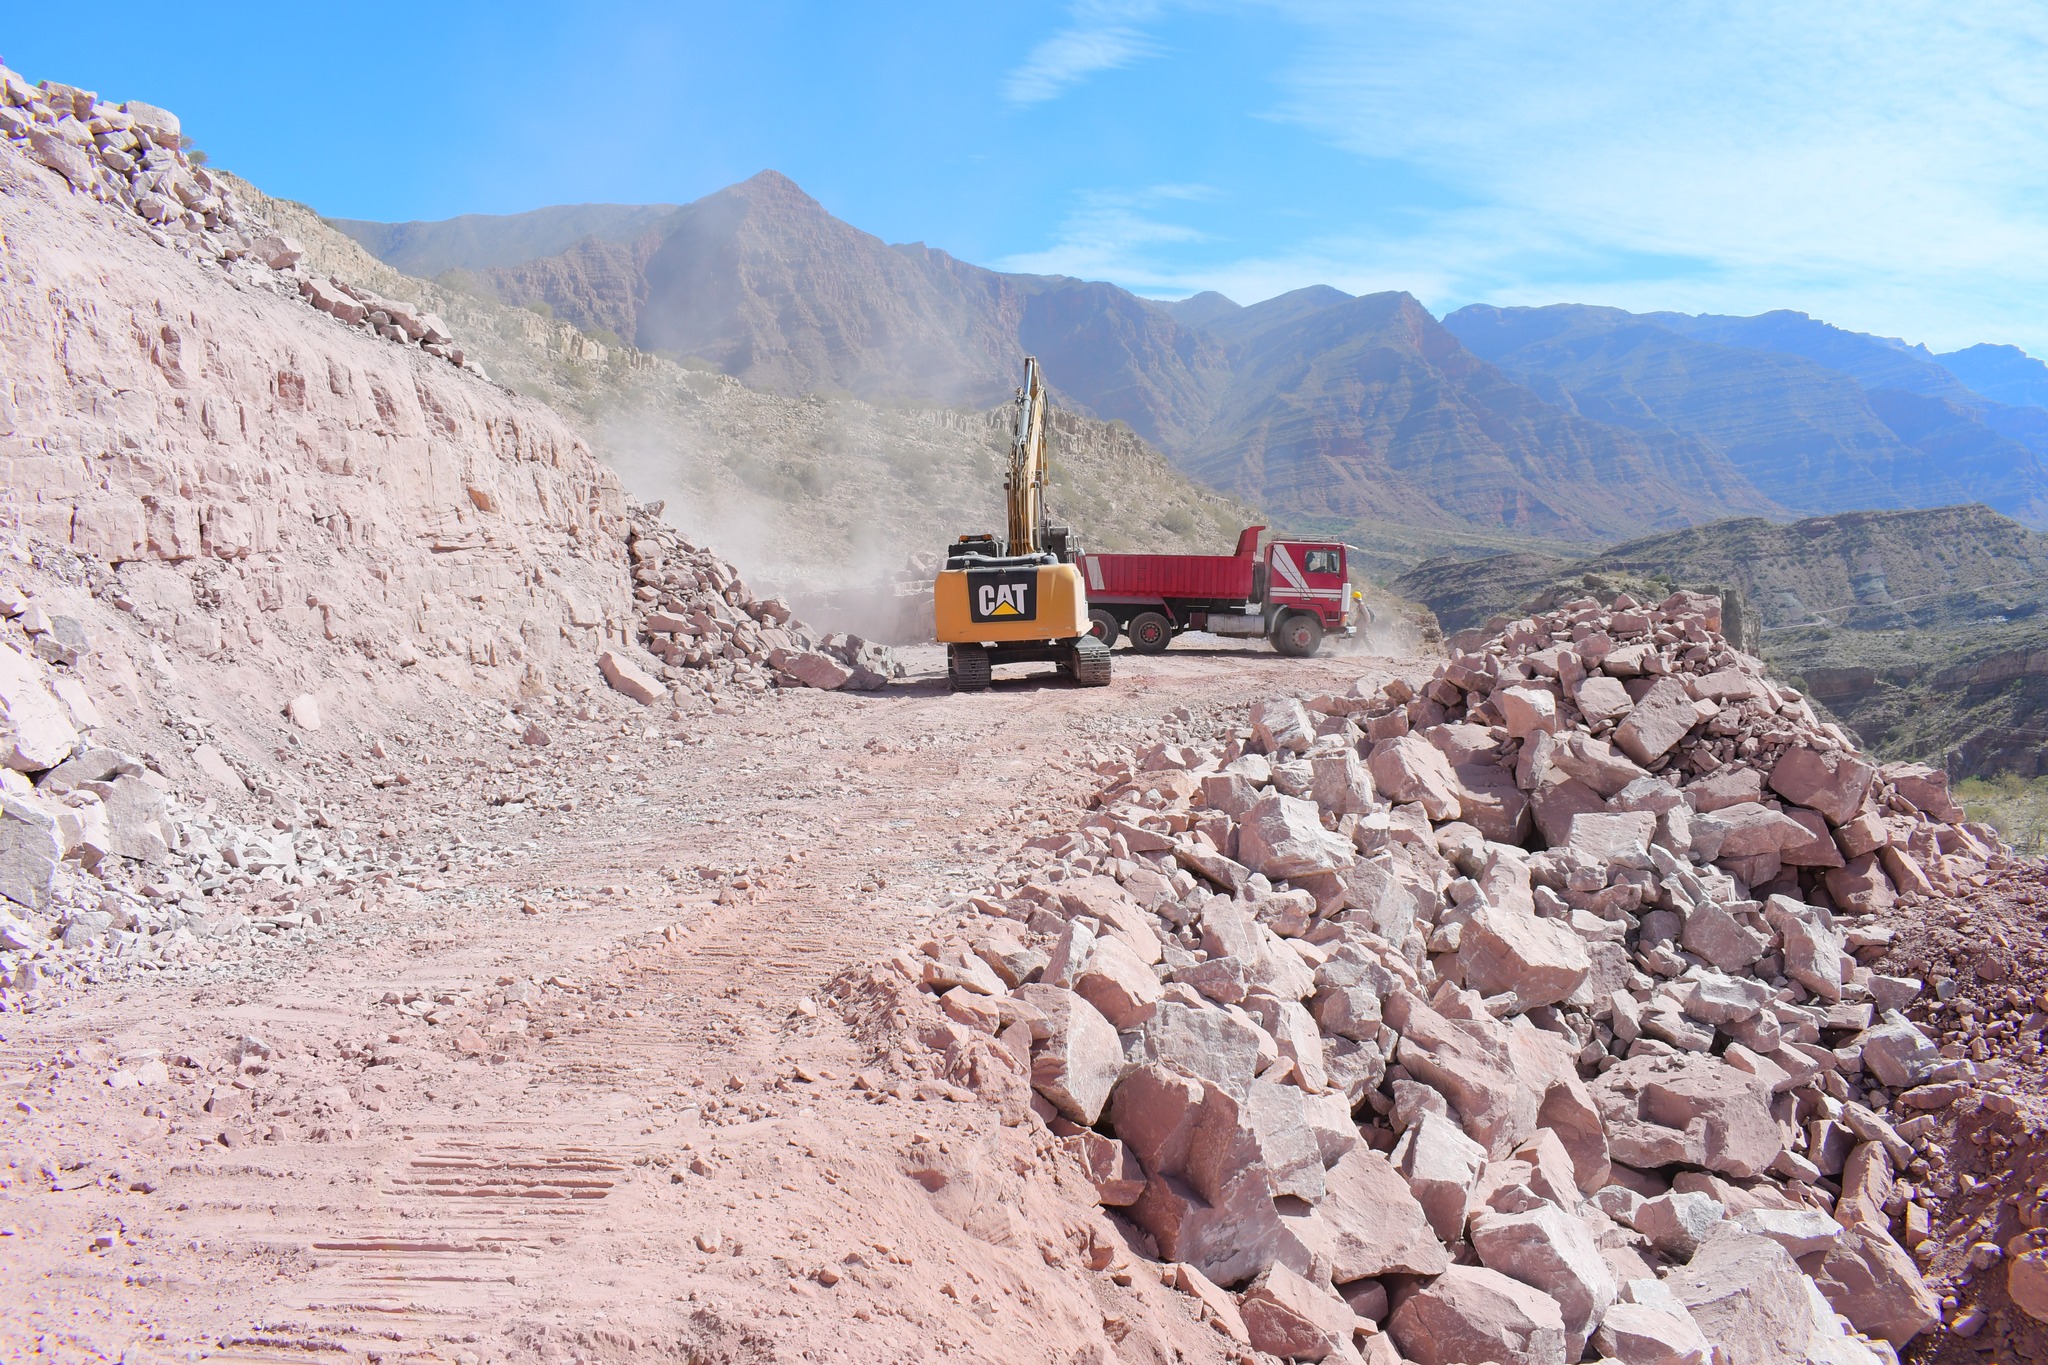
[998,185,1214,283]
[1013,1,2048,353]
[1004,2,1164,105]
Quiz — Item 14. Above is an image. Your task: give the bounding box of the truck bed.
[1080,550,1256,602]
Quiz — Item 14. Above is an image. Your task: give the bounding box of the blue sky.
[8,2,2047,354]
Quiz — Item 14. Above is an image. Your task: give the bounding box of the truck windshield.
[1303,549,1340,575]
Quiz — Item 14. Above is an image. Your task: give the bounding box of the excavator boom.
[1007,356,1048,555]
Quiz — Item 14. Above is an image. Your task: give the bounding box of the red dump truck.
[1077,526,1362,657]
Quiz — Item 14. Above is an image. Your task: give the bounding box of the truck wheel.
[1127,611,1173,654]
[948,644,991,691]
[1272,613,1323,658]
[1087,609,1121,649]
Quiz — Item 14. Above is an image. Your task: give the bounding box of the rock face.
[0,109,633,695]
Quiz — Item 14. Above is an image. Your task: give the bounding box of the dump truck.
[932,357,1112,692]
[1077,526,1363,657]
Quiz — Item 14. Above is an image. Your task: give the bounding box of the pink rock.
[1497,684,1562,741]
[1384,988,1540,1157]
[1072,934,1163,1029]
[1614,677,1696,765]
[1575,674,1633,723]
[1058,1130,1146,1206]
[2009,1248,2048,1326]
[1551,733,1650,798]
[1824,854,1896,915]
[1470,1204,1617,1355]
[1776,807,1845,868]
[1368,734,1462,821]
[1393,1109,1486,1243]
[1763,895,1847,1002]
[1173,1261,1251,1344]
[1767,746,1878,826]
[596,649,664,705]
[780,649,853,690]
[1567,810,1657,868]
[1109,1064,1207,1176]
[1252,697,1316,754]
[1880,762,1963,822]
[1237,793,1355,879]
[1241,1263,1359,1362]
[1389,1264,1569,1365]
[1454,763,1533,843]
[1321,1145,1452,1280]
[1592,1302,1712,1365]
[1529,775,1605,847]
[1691,802,1809,859]
[1013,984,1123,1124]
[1311,750,1377,816]
[1672,1225,1876,1365]
[1455,905,1591,1009]
[1590,1053,1782,1178]
[1685,767,1761,812]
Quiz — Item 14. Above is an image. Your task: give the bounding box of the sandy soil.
[0,643,1391,1365]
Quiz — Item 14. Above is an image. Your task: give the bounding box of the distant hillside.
[1444,304,2048,526]
[249,179,1260,609]
[330,203,682,277]
[1392,505,2048,776]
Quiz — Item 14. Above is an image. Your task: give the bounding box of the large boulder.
[1614,677,1697,766]
[1470,1205,1618,1356]
[1240,1263,1359,1362]
[1670,1225,1885,1365]
[1590,1054,1782,1178]
[1389,1264,1568,1365]
[1237,794,1355,879]
[0,794,62,911]
[1798,1223,1941,1349]
[1455,904,1592,1008]
[1320,1146,1451,1280]
[1252,697,1315,754]
[1131,1000,1265,1100]
[1368,734,1462,821]
[1392,1109,1487,1243]
[0,645,79,772]
[1014,985,1124,1124]
[1767,747,1877,826]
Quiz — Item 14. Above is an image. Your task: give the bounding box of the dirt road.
[0,644,1396,1365]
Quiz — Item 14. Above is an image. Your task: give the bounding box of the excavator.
[934,357,1112,692]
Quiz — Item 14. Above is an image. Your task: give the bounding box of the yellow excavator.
[934,357,1112,692]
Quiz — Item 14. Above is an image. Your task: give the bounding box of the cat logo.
[967,568,1038,623]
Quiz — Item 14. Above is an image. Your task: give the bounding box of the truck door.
[1269,542,1348,625]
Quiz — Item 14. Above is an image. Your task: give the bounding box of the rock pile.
[0,585,378,1003]
[0,68,478,377]
[610,502,901,702]
[871,590,2008,1364]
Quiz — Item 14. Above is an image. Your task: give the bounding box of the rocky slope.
[1391,506,2048,778]
[879,584,2040,1363]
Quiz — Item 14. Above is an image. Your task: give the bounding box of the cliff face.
[0,131,634,712]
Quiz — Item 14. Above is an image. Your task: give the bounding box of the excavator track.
[1069,635,1112,687]
[947,644,992,692]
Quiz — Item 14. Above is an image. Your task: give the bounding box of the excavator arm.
[1006,356,1049,556]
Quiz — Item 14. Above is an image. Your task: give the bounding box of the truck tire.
[1127,611,1173,654]
[1272,613,1323,658]
[948,644,991,691]
[1087,609,1122,649]
[1070,634,1112,687]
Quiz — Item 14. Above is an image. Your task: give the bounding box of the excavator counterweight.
[932,358,1110,691]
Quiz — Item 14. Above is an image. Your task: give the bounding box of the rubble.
[621,503,902,699]
[860,586,2008,1362]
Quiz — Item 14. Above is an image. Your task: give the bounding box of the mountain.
[1391,504,2048,775]
[336,173,2048,559]
[1444,303,2048,526]
[331,203,682,277]
[1178,291,1778,542]
[1939,343,2048,409]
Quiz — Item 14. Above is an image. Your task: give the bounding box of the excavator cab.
[932,359,1111,692]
